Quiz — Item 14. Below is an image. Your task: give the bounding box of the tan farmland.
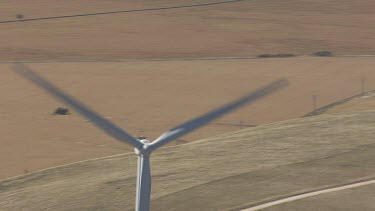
[1,0,375,61]
[1,2,375,209]
[1,57,375,179]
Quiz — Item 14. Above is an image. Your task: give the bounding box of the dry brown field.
[1,0,375,182]
[1,1,375,210]
[0,111,374,210]
[1,0,375,61]
[1,57,375,179]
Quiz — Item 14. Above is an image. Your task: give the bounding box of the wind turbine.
[12,64,288,211]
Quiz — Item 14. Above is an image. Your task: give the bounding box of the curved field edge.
[303,90,375,117]
[0,111,374,210]
[154,145,375,211]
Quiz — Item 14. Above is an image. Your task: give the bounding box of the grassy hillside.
[1,111,374,210]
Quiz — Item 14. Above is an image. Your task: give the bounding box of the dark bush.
[257,53,295,58]
[257,54,272,58]
[312,51,333,57]
[16,14,24,19]
[53,107,70,115]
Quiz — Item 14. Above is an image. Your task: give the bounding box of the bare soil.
[1,0,375,61]
[1,56,375,179]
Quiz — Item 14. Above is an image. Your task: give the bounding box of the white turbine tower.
[12,64,288,211]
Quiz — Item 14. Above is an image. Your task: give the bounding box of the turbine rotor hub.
[141,139,150,145]
[134,139,151,155]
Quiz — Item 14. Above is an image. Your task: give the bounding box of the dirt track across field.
[243,180,375,211]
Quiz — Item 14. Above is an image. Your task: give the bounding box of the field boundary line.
[303,89,375,117]
[242,179,375,211]
[0,152,133,184]
[2,54,375,64]
[0,0,249,24]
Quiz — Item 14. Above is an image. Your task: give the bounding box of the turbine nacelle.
[134,139,151,155]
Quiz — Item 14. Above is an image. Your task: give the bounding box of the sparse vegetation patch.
[52,107,70,115]
[312,51,333,57]
[257,54,296,58]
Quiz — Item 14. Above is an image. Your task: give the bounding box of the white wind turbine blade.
[148,79,288,151]
[12,63,144,150]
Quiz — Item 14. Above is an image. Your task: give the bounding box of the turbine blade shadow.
[11,63,143,149]
[148,79,289,151]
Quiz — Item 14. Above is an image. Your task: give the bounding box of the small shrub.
[274,53,295,58]
[16,14,24,19]
[53,107,70,115]
[313,51,333,57]
[257,54,272,58]
[257,53,295,58]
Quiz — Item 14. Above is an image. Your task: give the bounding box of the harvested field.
[0,111,374,210]
[1,57,375,179]
[1,4,375,209]
[1,0,375,61]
